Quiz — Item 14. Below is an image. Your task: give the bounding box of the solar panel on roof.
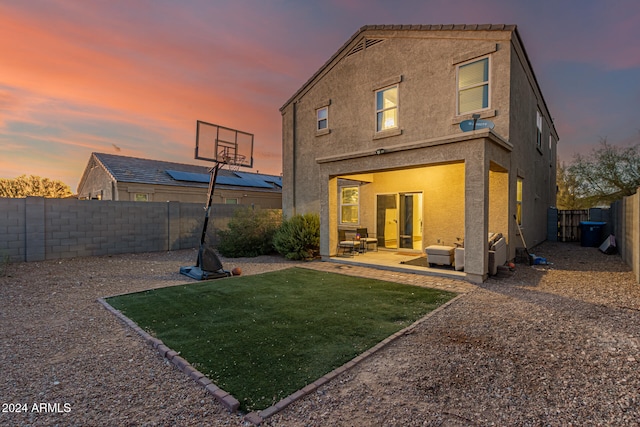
[165,170,210,183]
[166,169,279,189]
[217,173,273,188]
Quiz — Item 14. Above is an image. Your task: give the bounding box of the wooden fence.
[557,210,589,242]
[547,208,611,243]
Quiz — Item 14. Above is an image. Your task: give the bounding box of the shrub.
[273,213,320,260]
[216,208,281,257]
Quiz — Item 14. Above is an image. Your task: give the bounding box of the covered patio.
[317,130,514,283]
[329,248,467,280]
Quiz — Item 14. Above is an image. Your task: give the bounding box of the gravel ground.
[1,242,639,426]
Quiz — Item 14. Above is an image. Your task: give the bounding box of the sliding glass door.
[376,192,423,250]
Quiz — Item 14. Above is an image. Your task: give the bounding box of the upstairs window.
[376,86,398,132]
[457,57,489,115]
[317,106,328,131]
[340,186,359,224]
[536,110,543,150]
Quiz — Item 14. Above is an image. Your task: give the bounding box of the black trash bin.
[579,221,606,247]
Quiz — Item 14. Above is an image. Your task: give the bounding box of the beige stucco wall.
[508,40,558,251]
[77,158,116,200]
[281,29,515,219]
[282,26,558,282]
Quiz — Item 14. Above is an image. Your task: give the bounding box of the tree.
[556,160,590,209]
[0,175,73,198]
[568,139,640,207]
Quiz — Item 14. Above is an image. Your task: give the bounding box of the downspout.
[291,100,298,216]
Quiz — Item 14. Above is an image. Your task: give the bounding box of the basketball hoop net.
[219,149,246,172]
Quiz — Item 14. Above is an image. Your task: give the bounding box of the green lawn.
[106,267,456,411]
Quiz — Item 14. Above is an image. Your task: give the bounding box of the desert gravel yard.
[1,242,639,426]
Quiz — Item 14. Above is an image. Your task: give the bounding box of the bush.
[216,208,282,257]
[273,213,320,260]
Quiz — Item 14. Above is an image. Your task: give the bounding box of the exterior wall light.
[375,148,385,155]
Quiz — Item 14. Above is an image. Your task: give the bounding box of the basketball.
[231,267,242,276]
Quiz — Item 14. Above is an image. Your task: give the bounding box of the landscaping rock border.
[97,298,241,412]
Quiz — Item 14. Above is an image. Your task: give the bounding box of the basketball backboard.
[195,120,254,168]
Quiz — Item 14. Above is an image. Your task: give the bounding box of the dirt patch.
[1,243,639,426]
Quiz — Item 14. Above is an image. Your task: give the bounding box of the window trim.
[456,56,491,116]
[316,106,328,132]
[375,85,399,133]
[339,186,360,225]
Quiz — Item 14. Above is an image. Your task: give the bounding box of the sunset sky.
[1,0,639,191]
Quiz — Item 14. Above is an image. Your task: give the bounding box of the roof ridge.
[359,24,515,31]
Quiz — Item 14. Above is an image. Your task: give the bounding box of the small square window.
[225,198,238,204]
[317,107,328,131]
[134,193,149,202]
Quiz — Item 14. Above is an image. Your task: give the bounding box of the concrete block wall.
[0,198,258,262]
[0,198,26,262]
[611,191,640,284]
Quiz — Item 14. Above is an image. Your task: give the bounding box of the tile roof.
[92,153,281,191]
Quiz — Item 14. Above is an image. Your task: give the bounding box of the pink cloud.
[0,1,294,185]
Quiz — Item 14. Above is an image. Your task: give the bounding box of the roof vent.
[347,38,385,57]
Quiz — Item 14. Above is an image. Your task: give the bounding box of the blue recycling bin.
[579,221,606,247]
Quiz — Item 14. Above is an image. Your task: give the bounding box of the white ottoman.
[454,247,464,271]
[425,245,455,267]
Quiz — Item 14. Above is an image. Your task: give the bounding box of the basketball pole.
[196,161,221,267]
[181,121,252,280]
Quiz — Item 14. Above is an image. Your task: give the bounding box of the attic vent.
[346,38,385,57]
[365,38,384,49]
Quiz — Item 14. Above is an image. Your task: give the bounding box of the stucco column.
[319,175,337,258]
[464,151,489,283]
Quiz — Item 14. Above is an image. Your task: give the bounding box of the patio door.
[376,194,398,249]
[399,193,423,250]
[376,192,423,250]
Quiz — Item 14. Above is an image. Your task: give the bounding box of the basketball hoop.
[180,120,255,280]
[194,120,253,168]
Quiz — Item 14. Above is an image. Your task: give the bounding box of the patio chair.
[356,228,378,252]
[337,229,357,257]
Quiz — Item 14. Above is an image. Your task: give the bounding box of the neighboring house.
[77,153,282,209]
[280,24,558,283]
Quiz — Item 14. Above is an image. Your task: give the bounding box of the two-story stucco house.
[280,24,558,283]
